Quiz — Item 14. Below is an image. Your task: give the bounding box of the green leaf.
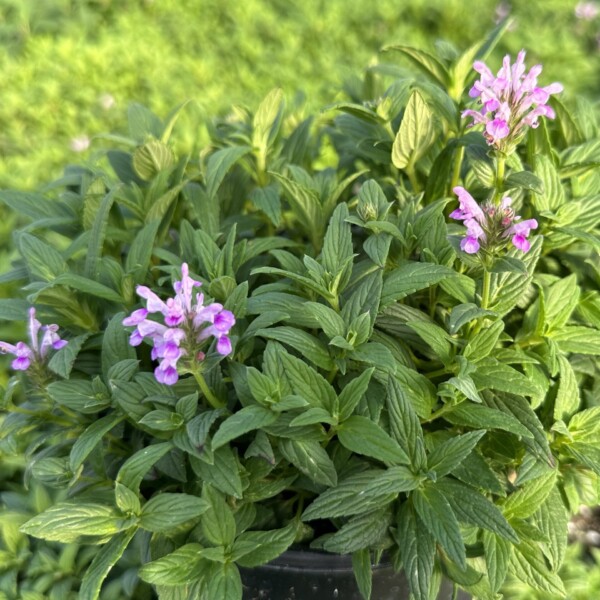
[437,479,518,542]
[116,443,173,493]
[47,333,90,378]
[490,256,527,275]
[544,274,580,332]
[444,374,482,403]
[413,484,466,569]
[85,189,116,278]
[52,272,123,303]
[115,482,141,515]
[212,405,278,449]
[502,469,557,519]
[205,146,252,200]
[278,438,337,486]
[0,298,29,321]
[103,312,136,378]
[190,446,243,499]
[534,486,568,572]
[338,368,375,421]
[70,413,125,472]
[549,325,600,355]
[304,301,346,339]
[205,562,242,600]
[140,493,208,533]
[322,203,353,277]
[337,415,409,466]
[406,320,453,364]
[483,531,512,594]
[253,88,285,154]
[554,354,580,421]
[138,544,205,586]
[463,320,504,362]
[290,407,337,426]
[79,529,136,600]
[448,303,495,334]
[19,233,67,281]
[0,190,69,220]
[279,350,336,412]
[505,171,544,194]
[445,404,533,439]
[249,185,282,226]
[323,508,391,554]
[533,154,565,212]
[427,431,486,479]
[47,379,110,414]
[133,139,175,180]
[392,90,436,169]
[381,262,456,307]
[510,540,566,597]
[128,102,163,141]
[255,326,334,370]
[233,521,298,567]
[383,45,449,87]
[395,504,435,600]
[20,503,132,543]
[201,485,236,547]
[472,358,539,396]
[386,377,427,470]
[301,471,392,521]
[125,220,160,282]
[352,549,373,600]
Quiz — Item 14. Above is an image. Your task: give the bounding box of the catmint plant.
[3,27,600,600]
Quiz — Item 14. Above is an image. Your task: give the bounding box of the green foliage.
[1,18,600,600]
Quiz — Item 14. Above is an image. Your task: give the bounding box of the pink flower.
[0,308,68,372]
[450,188,538,255]
[123,263,236,385]
[463,51,562,150]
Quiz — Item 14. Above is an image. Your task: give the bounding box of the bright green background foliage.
[0,0,599,189]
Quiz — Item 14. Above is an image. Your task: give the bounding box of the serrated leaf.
[190,446,243,498]
[463,320,504,362]
[19,233,67,281]
[138,544,205,586]
[392,90,436,169]
[20,503,132,543]
[413,484,466,569]
[323,508,391,554]
[381,262,456,307]
[85,189,116,278]
[428,431,486,479]
[253,88,285,154]
[406,320,453,364]
[205,146,252,200]
[386,377,427,470]
[125,220,160,281]
[337,415,409,466]
[549,325,600,355]
[70,413,125,472]
[395,504,435,600]
[472,358,539,396]
[510,540,566,597]
[51,272,123,303]
[322,202,353,277]
[437,479,518,542]
[212,405,278,449]
[338,368,375,421]
[445,404,533,439]
[201,485,236,547]
[554,354,580,421]
[278,438,337,487]
[448,303,495,334]
[116,443,173,493]
[140,493,208,533]
[505,171,544,194]
[502,469,557,519]
[534,486,568,572]
[79,529,136,600]
[383,45,449,87]
[483,531,512,594]
[234,521,297,567]
[47,333,90,378]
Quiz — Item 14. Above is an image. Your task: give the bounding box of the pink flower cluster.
[462,51,563,150]
[122,264,235,385]
[451,187,538,254]
[0,308,68,371]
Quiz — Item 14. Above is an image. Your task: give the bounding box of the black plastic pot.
[240,550,468,600]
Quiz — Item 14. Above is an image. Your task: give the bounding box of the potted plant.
[2,25,600,600]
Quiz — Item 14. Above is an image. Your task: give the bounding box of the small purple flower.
[463,51,563,151]
[122,263,236,385]
[575,1,599,20]
[0,308,68,372]
[450,188,538,255]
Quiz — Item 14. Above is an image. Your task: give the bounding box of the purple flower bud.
[216,335,233,356]
[460,236,481,254]
[155,362,179,385]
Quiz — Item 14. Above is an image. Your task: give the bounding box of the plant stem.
[449,144,465,191]
[493,154,506,204]
[406,161,420,194]
[192,370,225,409]
[480,268,492,311]
[423,403,453,424]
